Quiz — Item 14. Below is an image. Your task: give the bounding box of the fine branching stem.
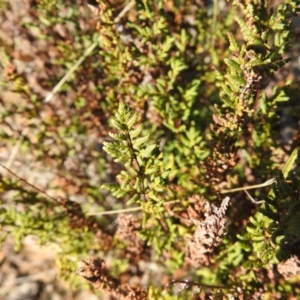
[125,129,147,201]
[220,178,276,194]
[87,200,180,216]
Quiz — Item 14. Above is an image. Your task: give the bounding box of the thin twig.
[0,162,180,216]
[5,127,29,170]
[220,178,276,194]
[165,279,232,291]
[87,199,180,216]
[0,163,57,203]
[87,206,142,216]
[243,189,265,204]
[220,178,276,205]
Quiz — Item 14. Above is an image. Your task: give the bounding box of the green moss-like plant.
[1,0,300,299]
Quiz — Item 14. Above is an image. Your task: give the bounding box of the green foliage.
[101,103,187,269]
[1,0,300,299]
[211,0,299,184]
[209,148,300,295]
[102,102,167,208]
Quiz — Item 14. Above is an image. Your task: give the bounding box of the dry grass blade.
[44,1,135,103]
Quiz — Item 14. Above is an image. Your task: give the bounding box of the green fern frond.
[101,103,167,208]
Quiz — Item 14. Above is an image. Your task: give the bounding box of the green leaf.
[127,112,139,129]
[130,124,143,139]
[227,32,239,52]
[132,134,150,149]
[224,58,241,72]
[282,148,299,179]
[109,132,127,141]
[140,144,157,158]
